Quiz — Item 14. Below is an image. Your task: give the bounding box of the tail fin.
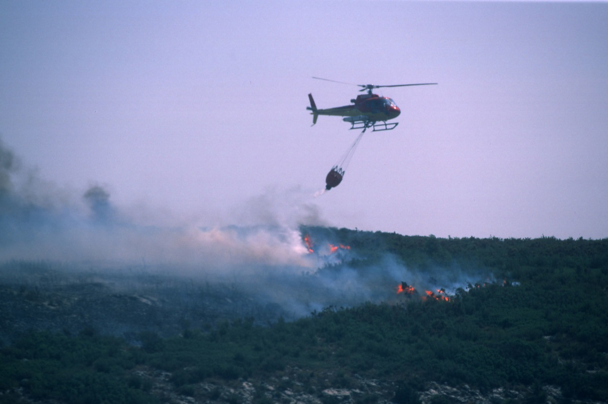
[308,93,317,111]
[307,93,319,125]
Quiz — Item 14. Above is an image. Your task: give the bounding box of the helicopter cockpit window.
[385,98,396,107]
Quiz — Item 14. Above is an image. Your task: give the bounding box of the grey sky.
[1,1,607,239]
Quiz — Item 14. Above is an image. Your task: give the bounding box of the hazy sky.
[2,1,607,240]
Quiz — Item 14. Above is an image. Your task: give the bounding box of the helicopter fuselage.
[307,93,402,131]
[311,93,401,122]
[307,78,435,131]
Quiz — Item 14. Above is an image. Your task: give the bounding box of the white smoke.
[0,138,325,272]
[0,137,497,321]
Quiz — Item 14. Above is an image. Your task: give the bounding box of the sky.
[1,0,608,241]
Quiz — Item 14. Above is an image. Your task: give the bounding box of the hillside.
[1,227,607,404]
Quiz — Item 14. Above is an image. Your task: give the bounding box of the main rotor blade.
[312,77,359,86]
[375,83,438,88]
[313,77,438,92]
[360,83,438,91]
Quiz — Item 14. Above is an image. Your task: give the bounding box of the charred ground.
[1,228,608,404]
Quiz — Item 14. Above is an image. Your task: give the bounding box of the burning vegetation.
[302,231,505,305]
[396,280,514,303]
[396,281,416,296]
[396,282,451,302]
[424,289,450,302]
[303,233,351,256]
[303,234,314,253]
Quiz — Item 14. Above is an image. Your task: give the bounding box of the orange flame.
[303,234,351,255]
[396,282,415,295]
[327,243,351,254]
[424,290,450,302]
[396,283,452,301]
[303,234,314,253]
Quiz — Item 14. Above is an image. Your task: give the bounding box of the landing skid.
[348,121,399,133]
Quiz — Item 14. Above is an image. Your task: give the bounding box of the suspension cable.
[335,130,365,172]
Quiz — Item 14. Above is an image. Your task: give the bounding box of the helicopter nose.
[392,105,401,118]
[384,104,401,118]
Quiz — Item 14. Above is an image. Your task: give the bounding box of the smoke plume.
[0,138,323,271]
[0,137,495,322]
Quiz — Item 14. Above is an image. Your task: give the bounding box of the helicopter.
[307,77,437,132]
